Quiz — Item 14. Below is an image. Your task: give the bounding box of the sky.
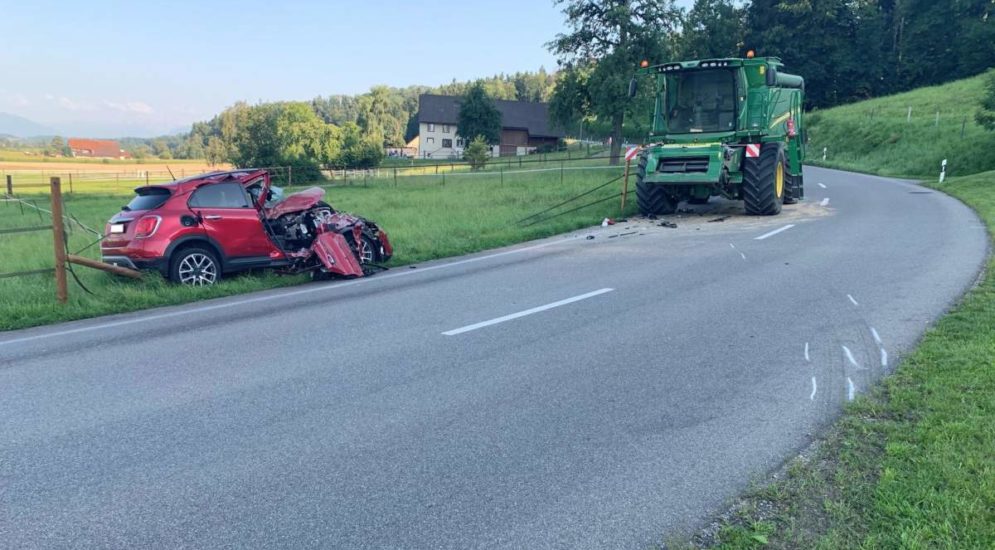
[0,0,692,138]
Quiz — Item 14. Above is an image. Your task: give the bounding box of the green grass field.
[807,70,995,178]
[0,164,628,331]
[700,72,995,549]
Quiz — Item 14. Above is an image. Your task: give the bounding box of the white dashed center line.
[754,224,796,240]
[820,197,830,206]
[442,288,614,336]
[847,294,859,306]
[818,182,827,189]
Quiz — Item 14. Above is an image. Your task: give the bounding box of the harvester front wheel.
[635,154,677,216]
[784,170,804,204]
[742,143,784,215]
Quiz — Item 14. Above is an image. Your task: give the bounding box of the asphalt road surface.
[1,167,988,549]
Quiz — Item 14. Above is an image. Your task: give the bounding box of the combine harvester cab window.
[665,69,737,134]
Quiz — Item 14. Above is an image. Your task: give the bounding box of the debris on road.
[659,221,677,228]
[708,216,730,223]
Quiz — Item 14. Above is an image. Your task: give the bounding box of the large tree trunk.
[609,112,624,165]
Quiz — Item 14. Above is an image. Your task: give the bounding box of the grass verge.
[693,170,994,549]
[0,165,628,331]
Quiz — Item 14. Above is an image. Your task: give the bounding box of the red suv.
[101,169,392,285]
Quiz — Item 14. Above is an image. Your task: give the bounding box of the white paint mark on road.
[847,377,855,401]
[870,327,882,345]
[804,342,810,362]
[818,182,827,189]
[442,288,614,336]
[0,237,574,348]
[739,252,747,260]
[842,345,865,369]
[754,224,796,241]
[848,294,859,306]
[810,377,818,400]
[820,197,830,207]
[729,243,736,249]
[880,347,889,367]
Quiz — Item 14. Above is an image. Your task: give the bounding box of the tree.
[680,0,744,59]
[48,136,66,156]
[976,71,995,131]
[463,136,491,170]
[457,82,502,145]
[548,0,680,164]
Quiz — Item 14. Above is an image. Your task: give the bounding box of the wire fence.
[0,150,630,195]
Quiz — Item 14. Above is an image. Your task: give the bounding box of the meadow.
[1,160,628,331]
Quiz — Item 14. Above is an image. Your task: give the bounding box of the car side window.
[189,182,250,208]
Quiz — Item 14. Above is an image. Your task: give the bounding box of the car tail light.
[134,215,161,239]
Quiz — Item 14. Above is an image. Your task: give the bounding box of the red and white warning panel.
[625,146,641,162]
[745,143,761,158]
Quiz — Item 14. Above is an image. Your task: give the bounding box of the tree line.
[116,0,993,171]
[548,0,995,162]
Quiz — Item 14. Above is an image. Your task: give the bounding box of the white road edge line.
[818,182,827,189]
[739,252,747,260]
[442,288,614,336]
[847,294,859,306]
[810,377,818,400]
[842,345,865,370]
[804,342,810,362]
[754,224,796,241]
[820,197,830,206]
[0,237,573,347]
[847,377,855,401]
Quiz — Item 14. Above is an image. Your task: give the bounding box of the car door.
[187,181,277,261]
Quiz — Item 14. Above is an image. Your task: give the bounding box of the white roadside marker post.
[939,159,947,183]
[822,146,827,161]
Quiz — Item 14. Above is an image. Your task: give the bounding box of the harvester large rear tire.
[635,154,677,216]
[742,143,784,215]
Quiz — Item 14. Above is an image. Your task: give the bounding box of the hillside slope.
[807,71,995,179]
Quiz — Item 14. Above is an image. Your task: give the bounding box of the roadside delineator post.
[822,147,828,161]
[939,159,947,183]
[50,177,68,304]
[621,145,640,214]
[5,175,12,196]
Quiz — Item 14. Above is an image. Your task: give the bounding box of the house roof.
[418,94,564,138]
[67,138,126,157]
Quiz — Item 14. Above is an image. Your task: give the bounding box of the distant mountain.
[0,112,56,138]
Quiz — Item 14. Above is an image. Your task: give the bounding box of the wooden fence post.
[5,174,11,196]
[50,177,68,304]
[288,166,293,187]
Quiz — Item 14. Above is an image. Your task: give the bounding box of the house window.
[427,123,435,132]
[442,139,453,148]
[443,124,451,133]
[456,138,465,148]
[426,137,435,144]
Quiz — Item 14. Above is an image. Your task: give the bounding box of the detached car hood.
[264,187,325,219]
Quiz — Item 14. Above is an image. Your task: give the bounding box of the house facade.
[416,94,563,159]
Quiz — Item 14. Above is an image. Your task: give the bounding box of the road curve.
[0,167,988,549]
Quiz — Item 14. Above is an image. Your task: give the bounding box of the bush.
[463,136,490,170]
[976,71,995,131]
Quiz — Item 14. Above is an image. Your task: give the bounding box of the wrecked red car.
[101,169,392,285]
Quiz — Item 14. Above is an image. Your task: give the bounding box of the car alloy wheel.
[177,252,218,286]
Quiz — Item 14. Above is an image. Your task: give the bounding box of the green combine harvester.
[628,53,806,215]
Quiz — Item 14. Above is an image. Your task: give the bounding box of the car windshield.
[665,69,737,134]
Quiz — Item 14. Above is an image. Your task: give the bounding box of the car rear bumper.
[102,255,167,275]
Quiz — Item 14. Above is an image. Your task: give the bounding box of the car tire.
[169,247,220,286]
[742,143,784,215]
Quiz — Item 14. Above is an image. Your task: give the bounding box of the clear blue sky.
[0,0,691,137]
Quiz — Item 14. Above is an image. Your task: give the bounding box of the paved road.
[0,167,988,549]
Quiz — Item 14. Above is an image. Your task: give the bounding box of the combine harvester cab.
[629,52,805,216]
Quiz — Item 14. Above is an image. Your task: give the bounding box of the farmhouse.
[68,138,131,159]
[417,94,563,159]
